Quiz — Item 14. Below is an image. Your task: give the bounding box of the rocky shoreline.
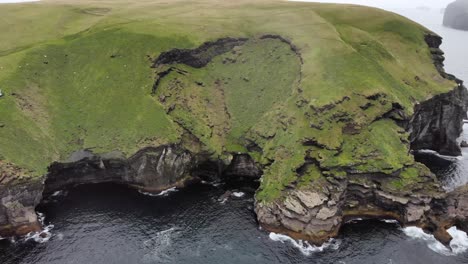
[0,145,262,238]
[254,33,468,246]
[0,177,42,237]
[1,32,468,247]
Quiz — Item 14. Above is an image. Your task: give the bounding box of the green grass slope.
[0,0,456,201]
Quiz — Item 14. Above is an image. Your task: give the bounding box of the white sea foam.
[143,227,178,263]
[43,190,68,204]
[139,187,177,197]
[232,192,245,198]
[345,217,363,224]
[269,232,340,256]
[56,233,64,241]
[37,212,45,223]
[51,190,67,197]
[22,211,54,243]
[381,219,399,224]
[447,227,468,254]
[414,149,461,160]
[201,180,223,187]
[402,226,468,256]
[25,224,54,243]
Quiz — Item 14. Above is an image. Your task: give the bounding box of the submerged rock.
[218,190,232,203]
[444,0,468,31]
[461,141,468,148]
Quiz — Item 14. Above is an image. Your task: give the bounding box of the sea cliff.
[1,0,468,244]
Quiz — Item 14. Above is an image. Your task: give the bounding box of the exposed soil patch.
[12,82,50,135]
[152,37,248,69]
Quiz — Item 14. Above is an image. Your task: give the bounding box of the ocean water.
[2,6,468,264]
[1,183,467,264]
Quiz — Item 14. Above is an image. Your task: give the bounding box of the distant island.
[444,0,468,30]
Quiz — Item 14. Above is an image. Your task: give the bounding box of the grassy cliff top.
[0,0,456,200]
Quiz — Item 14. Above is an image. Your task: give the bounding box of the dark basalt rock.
[408,34,468,156]
[128,146,193,190]
[224,154,262,181]
[191,160,224,182]
[44,145,195,195]
[408,85,468,156]
[424,34,463,85]
[150,37,248,94]
[152,37,248,69]
[443,0,468,31]
[44,147,261,196]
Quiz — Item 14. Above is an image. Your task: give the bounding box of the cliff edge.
[0,0,468,244]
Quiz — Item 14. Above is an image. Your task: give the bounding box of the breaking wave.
[24,212,53,244]
[381,219,399,224]
[269,232,340,256]
[232,192,245,198]
[402,226,468,256]
[139,187,178,197]
[143,227,179,263]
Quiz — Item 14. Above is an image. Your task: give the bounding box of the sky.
[291,0,456,9]
[0,0,458,7]
[0,0,39,3]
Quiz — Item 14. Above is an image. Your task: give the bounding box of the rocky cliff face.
[1,29,468,247]
[255,165,444,244]
[443,185,468,233]
[0,177,43,237]
[224,154,262,182]
[444,0,468,31]
[409,34,468,156]
[44,145,195,195]
[1,144,263,237]
[409,85,468,156]
[1,145,197,236]
[255,33,468,245]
